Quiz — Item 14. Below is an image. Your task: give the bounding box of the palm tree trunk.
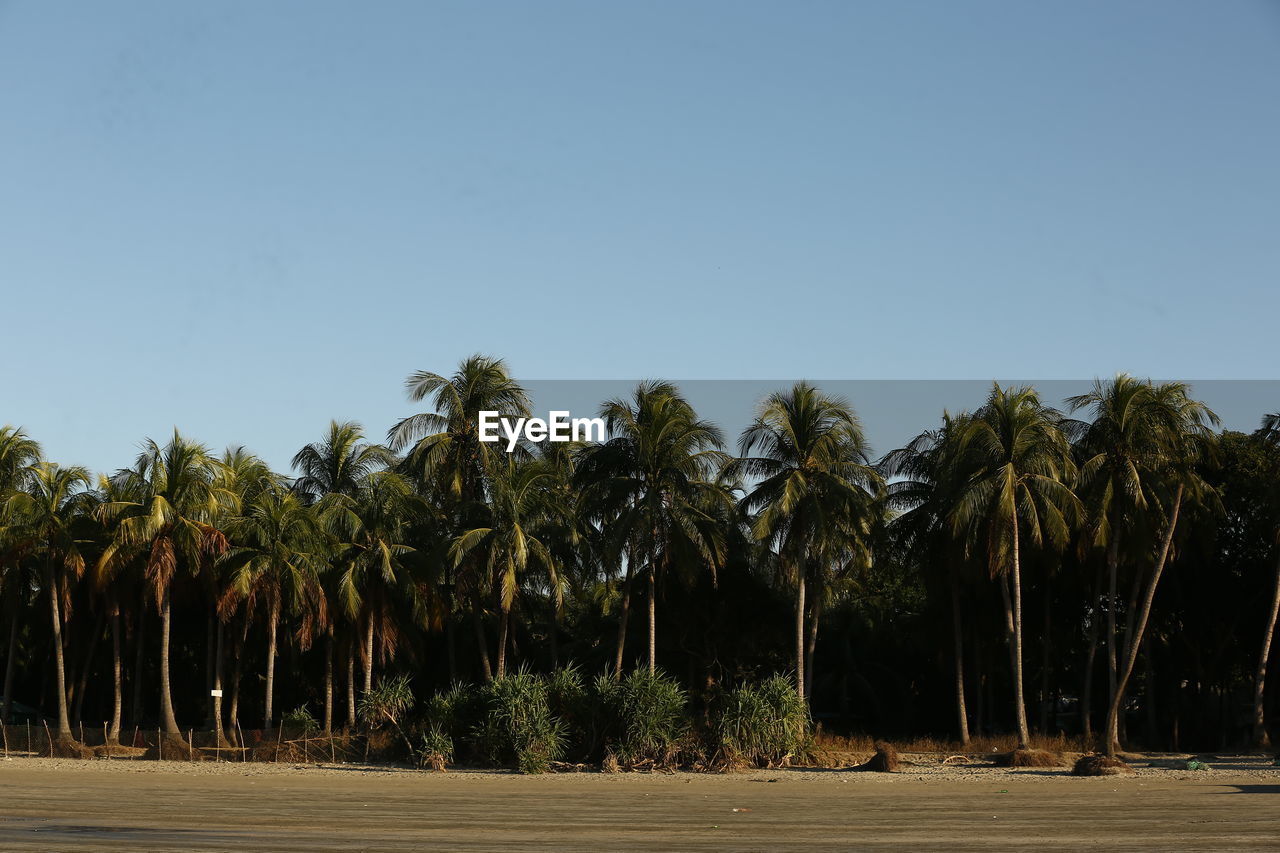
[363,617,374,694]
[1106,533,1119,724]
[613,558,634,679]
[130,591,146,727]
[1039,580,1052,734]
[647,567,657,675]
[44,560,73,737]
[496,605,510,679]
[346,636,357,727]
[212,617,226,747]
[804,590,822,700]
[72,608,104,724]
[158,587,181,736]
[229,611,249,740]
[264,598,278,731]
[1009,512,1030,749]
[3,608,20,724]
[109,606,122,743]
[549,593,561,670]
[204,610,215,727]
[472,609,493,682]
[1251,550,1280,748]
[1081,562,1103,742]
[1105,483,1183,759]
[794,567,806,698]
[949,564,971,744]
[323,632,334,734]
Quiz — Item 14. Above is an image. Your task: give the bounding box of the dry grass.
[1073,754,1134,776]
[992,748,1066,768]
[92,743,147,759]
[853,741,900,773]
[811,731,1087,758]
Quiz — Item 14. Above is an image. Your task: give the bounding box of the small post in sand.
[42,720,52,758]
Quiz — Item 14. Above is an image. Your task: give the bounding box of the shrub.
[417,723,454,771]
[595,669,690,766]
[281,704,321,736]
[716,674,811,767]
[472,668,566,774]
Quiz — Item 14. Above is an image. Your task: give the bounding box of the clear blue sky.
[2,1,1278,471]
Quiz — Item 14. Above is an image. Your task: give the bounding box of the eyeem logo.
[478,411,606,452]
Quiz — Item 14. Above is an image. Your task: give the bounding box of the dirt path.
[1,758,1277,851]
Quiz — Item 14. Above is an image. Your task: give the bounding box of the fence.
[0,723,393,764]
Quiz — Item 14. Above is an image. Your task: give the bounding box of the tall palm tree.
[223,484,326,730]
[733,382,882,699]
[98,432,233,752]
[1070,378,1220,753]
[1067,374,1172,741]
[1252,413,1280,747]
[4,462,94,747]
[293,421,391,726]
[950,384,1080,749]
[322,470,423,698]
[882,412,973,741]
[451,456,559,678]
[1097,382,1217,757]
[577,381,731,674]
[0,425,40,724]
[388,356,531,680]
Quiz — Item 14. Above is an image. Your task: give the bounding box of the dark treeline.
[2,356,1279,760]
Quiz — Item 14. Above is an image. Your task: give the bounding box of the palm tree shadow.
[1221,785,1280,795]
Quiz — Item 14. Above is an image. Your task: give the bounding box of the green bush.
[715,674,810,767]
[595,669,690,766]
[281,704,320,735]
[471,668,566,774]
[416,723,454,770]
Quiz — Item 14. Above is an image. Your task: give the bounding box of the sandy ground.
[0,754,1277,851]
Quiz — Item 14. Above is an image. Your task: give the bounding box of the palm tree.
[882,412,973,741]
[577,382,731,675]
[733,382,882,699]
[1070,378,1220,753]
[223,484,326,731]
[1252,413,1280,748]
[322,470,423,699]
[294,421,391,727]
[950,384,1080,749]
[0,425,40,724]
[450,456,559,678]
[4,462,94,748]
[1067,375,1173,741]
[98,432,233,753]
[1092,381,1217,757]
[388,356,531,679]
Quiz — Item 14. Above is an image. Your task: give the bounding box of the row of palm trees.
[1,357,1277,761]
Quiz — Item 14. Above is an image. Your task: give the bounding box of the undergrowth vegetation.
[407,667,813,773]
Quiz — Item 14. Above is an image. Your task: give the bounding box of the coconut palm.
[732,382,883,699]
[322,469,423,698]
[0,425,41,724]
[949,384,1080,749]
[1091,381,1218,757]
[577,382,731,675]
[4,462,94,745]
[1070,378,1220,753]
[451,456,559,678]
[1252,414,1280,747]
[293,421,392,726]
[222,484,326,730]
[98,432,233,751]
[1067,375,1176,740]
[882,412,974,741]
[388,356,531,679]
